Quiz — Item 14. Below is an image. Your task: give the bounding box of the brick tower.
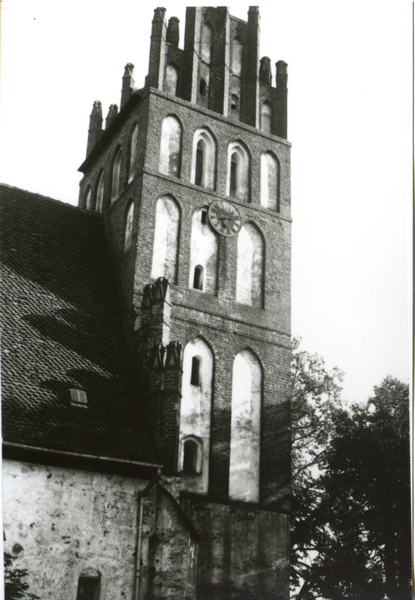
[78,6,291,599]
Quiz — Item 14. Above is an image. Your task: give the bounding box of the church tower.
[78,7,291,598]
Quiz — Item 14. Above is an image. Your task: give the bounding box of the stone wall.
[181,494,290,600]
[3,460,198,600]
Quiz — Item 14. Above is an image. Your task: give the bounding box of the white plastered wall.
[179,337,213,494]
[236,223,264,307]
[159,115,182,178]
[189,208,218,293]
[151,196,180,283]
[128,124,139,183]
[164,65,178,96]
[260,152,279,211]
[191,129,216,190]
[229,349,261,503]
[111,148,122,204]
[124,202,134,253]
[227,143,250,202]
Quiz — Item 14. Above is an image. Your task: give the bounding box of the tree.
[290,339,345,595]
[4,552,40,600]
[291,366,411,600]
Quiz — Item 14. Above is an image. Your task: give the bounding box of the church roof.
[0,184,162,469]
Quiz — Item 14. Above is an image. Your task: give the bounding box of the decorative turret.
[120,63,135,109]
[259,56,272,85]
[146,8,167,89]
[166,16,180,46]
[105,104,118,129]
[86,101,103,156]
[275,60,288,138]
[276,60,288,88]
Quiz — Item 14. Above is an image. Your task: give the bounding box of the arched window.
[183,439,199,473]
[192,129,216,190]
[261,152,279,211]
[159,115,182,179]
[189,208,218,293]
[128,124,139,183]
[231,94,239,111]
[261,102,272,134]
[77,569,101,600]
[193,265,204,290]
[229,349,261,502]
[232,38,243,76]
[236,223,264,307]
[111,147,122,204]
[85,187,93,211]
[190,356,201,385]
[96,172,105,213]
[200,23,212,63]
[179,338,213,492]
[151,196,180,283]
[165,65,178,96]
[124,201,134,253]
[227,143,250,202]
[199,79,207,96]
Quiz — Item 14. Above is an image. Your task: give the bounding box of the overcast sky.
[0,0,411,404]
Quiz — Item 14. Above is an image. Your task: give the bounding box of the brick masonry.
[77,6,291,596]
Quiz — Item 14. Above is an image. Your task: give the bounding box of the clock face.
[208,200,242,237]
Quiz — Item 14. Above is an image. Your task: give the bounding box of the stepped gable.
[0,184,161,467]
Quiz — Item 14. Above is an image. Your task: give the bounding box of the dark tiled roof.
[0,184,161,467]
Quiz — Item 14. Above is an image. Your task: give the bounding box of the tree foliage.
[291,340,411,600]
[4,552,40,600]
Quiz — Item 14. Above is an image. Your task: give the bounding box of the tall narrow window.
[193,265,204,290]
[179,338,213,493]
[96,172,105,213]
[236,223,264,307]
[85,187,92,210]
[230,154,238,197]
[165,65,178,96]
[261,102,272,134]
[151,196,180,282]
[191,356,201,385]
[189,208,218,293]
[227,143,250,202]
[183,440,199,473]
[261,152,279,211]
[192,129,216,190]
[111,147,122,204]
[195,142,204,186]
[229,349,261,502]
[124,201,134,253]
[200,79,207,96]
[128,124,139,183]
[159,115,182,179]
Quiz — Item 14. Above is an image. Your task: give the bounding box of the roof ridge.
[0,183,104,218]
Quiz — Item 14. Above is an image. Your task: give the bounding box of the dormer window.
[70,389,87,407]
